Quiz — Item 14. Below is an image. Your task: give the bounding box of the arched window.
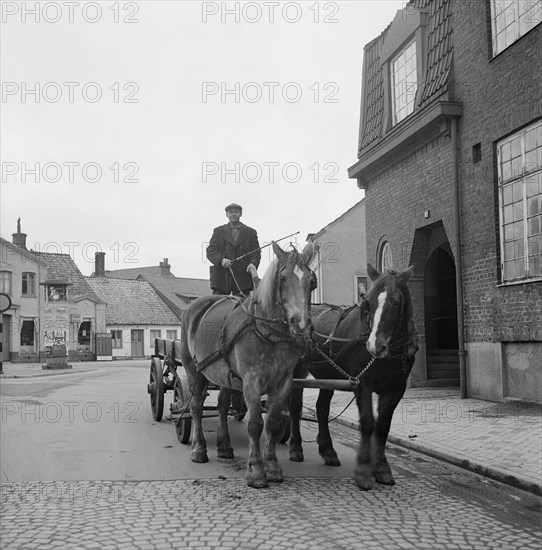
[380,242,393,272]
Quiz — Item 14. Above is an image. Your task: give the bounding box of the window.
[0,271,12,295]
[78,321,91,346]
[490,0,541,55]
[111,330,123,349]
[150,329,161,346]
[391,40,417,125]
[20,320,35,347]
[166,330,178,341]
[47,285,67,302]
[498,120,542,282]
[22,272,36,295]
[380,242,393,272]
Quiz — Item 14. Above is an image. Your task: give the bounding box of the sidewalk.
[302,386,542,496]
[0,359,145,378]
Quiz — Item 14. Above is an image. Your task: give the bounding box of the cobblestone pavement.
[1,475,541,550]
[302,387,542,495]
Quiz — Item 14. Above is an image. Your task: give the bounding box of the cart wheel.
[278,413,291,444]
[148,357,164,421]
[176,416,192,444]
[231,391,247,421]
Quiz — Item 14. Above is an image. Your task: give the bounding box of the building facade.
[348,0,541,401]
[307,199,367,305]
[1,223,106,362]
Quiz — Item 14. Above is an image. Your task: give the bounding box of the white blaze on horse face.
[293,265,304,281]
[367,290,387,355]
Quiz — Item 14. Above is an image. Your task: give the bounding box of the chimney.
[95,252,105,277]
[159,258,171,276]
[12,217,27,249]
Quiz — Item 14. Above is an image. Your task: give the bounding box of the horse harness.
[191,295,304,385]
[308,299,416,388]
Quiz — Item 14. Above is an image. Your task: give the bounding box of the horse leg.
[316,389,341,466]
[216,388,234,459]
[189,372,209,463]
[354,383,375,490]
[243,377,267,488]
[289,387,304,462]
[263,384,291,482]
[373,389,405,485]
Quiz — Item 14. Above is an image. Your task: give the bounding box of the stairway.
[426,349,460,387]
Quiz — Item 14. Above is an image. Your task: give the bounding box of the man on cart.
[206,203,261,297]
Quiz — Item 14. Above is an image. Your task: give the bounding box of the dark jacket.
[206,223,261,294]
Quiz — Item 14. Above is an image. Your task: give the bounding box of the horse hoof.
[375,472,395,485]
[247,476,268,489]
[265,466,284,483]
[217,449,234,459]
[289,450,304,462]
[191,451,209,464]
[355,476,374,491]
[323,455,341,467]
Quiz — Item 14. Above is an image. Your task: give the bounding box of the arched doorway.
[424,246,459,384]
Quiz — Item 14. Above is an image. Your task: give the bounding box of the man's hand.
[221,258,232,268]
[246,263,256,273]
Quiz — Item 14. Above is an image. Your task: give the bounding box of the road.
[1,362,541,549]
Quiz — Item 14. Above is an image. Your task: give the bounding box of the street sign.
[0,293,12,313]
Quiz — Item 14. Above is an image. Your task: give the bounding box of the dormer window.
[391,40,418,125]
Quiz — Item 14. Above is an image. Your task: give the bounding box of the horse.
[289,263,418,490]
[180,241,315,489]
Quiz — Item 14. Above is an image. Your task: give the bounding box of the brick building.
[348,0,541,402]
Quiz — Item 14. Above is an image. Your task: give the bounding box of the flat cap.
[225,203,242,211]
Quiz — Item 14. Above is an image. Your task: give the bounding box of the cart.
[147,338,291,445]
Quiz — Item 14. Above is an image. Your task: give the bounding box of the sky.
[1,0,405,280]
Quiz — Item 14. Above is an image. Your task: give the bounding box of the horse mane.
[253,258,280,314]
[253,250,302,315]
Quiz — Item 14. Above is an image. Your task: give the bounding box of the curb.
[303,406,542,498]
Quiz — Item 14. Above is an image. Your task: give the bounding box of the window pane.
[502,182,513,204]
[529,215,542,235]
[504,260,517,279]
[528,195,541,216]
[526,173,541,196]
[392,40,417,124]
[514,220,525,239]
[502,160,512,181]
[503,203,514,224]
[513,200,524,221]
[504,223,514,241]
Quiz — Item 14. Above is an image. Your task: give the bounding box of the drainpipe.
[451,117,468,398]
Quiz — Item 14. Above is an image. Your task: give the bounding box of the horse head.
[365,263,414,358]
[256,241,315,337]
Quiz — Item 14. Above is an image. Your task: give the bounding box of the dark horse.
[180,242,315,488]
[289,263,418,490]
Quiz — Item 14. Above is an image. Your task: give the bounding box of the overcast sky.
[1,0,404,280]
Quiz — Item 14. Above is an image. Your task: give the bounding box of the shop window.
[78,321,91,346]
[20,320,35,346]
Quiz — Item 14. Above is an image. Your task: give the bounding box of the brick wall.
[453,1,542,343]
[364,134,456,342]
